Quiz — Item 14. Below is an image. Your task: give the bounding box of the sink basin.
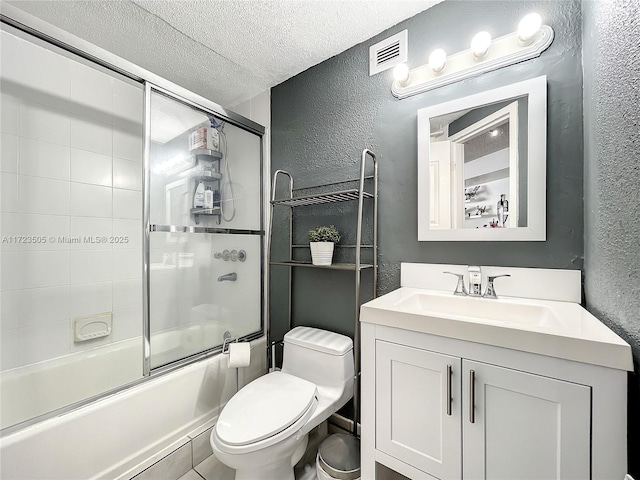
[393,291,563,330]
[361,287,633,371]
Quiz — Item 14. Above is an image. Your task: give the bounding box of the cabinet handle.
[446,364,452,416]
[469,369,475,424]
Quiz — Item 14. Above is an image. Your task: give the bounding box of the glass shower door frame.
[142,83,265,376]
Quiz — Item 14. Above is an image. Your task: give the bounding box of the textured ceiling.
[6,0,441,107]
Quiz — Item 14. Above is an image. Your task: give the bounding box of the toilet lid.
[216,371,318,446]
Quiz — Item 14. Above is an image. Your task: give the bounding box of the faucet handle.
[483,274,511,299]
[443,271,468,296]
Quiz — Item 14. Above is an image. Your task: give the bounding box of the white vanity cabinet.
[375,341,462,479]
[462,360,590,480]
[362,323,628,480]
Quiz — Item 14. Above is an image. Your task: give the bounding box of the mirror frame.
[417,76,547,241]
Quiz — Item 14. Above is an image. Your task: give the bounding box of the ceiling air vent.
[369,29,408,76]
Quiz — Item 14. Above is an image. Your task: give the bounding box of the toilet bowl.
[211,326,354,480]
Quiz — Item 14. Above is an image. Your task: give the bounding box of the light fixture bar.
[391,25,553,99]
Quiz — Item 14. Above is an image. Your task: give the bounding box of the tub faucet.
[217,272,237,282]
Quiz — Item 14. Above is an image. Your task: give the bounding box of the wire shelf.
[270,261,374,271]
[271,189,373,207]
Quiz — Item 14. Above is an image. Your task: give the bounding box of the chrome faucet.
[468,265,482,296]
[217,272,237,282]
[443,271,468,296]
[443,267,510,299]
[482,274,511,299]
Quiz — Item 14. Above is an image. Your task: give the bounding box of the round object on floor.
[316,433,360,480]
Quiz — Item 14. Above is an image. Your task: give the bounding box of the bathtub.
[0,335,266,479]
[0,320,245,429]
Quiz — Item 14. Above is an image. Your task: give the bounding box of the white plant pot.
[310,242,335,266]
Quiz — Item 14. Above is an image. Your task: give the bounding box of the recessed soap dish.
[74,313,112,342]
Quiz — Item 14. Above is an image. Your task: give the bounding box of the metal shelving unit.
[268,149,378,437]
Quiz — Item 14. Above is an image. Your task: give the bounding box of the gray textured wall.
[582,0,640,475]
[270,0,584,344]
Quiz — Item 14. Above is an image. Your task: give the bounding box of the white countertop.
[361,287,633,372]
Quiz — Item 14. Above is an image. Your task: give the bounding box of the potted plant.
[308,225,341,265]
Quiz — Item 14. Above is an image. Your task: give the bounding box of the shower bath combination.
[0,21,265,434]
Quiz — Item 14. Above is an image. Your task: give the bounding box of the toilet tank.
[281,327,354,388]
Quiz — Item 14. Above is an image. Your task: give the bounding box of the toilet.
[210,326,354,480]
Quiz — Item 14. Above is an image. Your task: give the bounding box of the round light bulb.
[518,13,542,45]
[428,49,447,73]
[471,31,492,59]
[392,63,410,84]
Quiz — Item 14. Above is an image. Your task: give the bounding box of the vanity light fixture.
[517,13,542,45]
[471,31,492,59]
[392,63,410,85]
[428,48,447,72]
[391,13,553,99]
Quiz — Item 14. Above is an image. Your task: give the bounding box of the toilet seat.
[213,371,318,454]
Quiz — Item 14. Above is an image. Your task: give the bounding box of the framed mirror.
[417,76,547,241]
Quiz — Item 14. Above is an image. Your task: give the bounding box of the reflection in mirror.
[429,96,527,230]
[417,76,547,241]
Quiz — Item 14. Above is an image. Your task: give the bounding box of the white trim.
[392,26,553,98]
[417,76,547,241]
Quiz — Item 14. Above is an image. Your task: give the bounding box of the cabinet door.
[463,361,590,480]
[376,341,462,479]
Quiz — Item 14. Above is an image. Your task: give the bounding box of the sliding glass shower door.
[147,89,263,369]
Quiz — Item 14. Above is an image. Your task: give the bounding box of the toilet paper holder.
[222,333,252,354]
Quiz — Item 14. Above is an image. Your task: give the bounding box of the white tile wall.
[1,328,20,370]
[1,94,20,135]
[70,148,112,187]
[20,286,70,326]
[1,31,70,103]
[113,249,142,280]
[19,176,70,216]
[113,81,143,126]
[1,290,20,330]
[20,214,70,251]
[70,216,112,250]
[113,127,142,162]
[19,320,70,365]
[20,251,70,289]
[1,133,19,173]
[70,61,113,117]
[113,157,142,191]
[69,282,112,318]
[113,279,142,311]
[113,188,142,219]
[1,251,20,290]
[112,307,142,342]
[19,137,70,181]
[0,29,144,370]
[1,173,19,213]
[70,250,113,284]
[70,116,112,156]
[0,212,20,252]
[19,102,70,146]
[70,183,112,218]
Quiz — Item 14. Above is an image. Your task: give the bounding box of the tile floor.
[132,426,233,480]
[133,420,350,480]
